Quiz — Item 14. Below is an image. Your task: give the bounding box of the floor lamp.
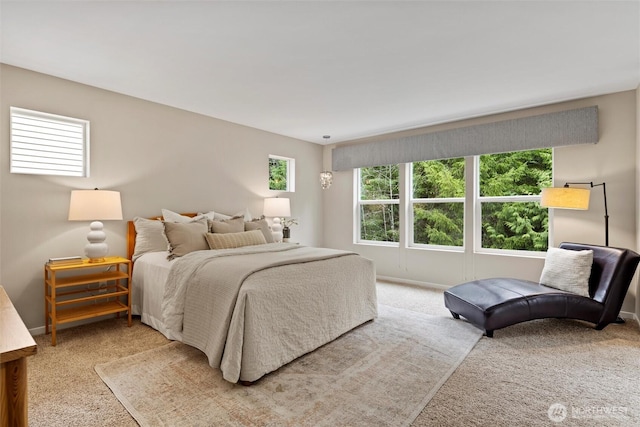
[540,182,622,323]
[540,182,608,246]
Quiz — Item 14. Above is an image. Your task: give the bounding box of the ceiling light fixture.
[320,135,333,190]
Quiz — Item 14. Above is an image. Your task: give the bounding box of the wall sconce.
[68,189,123,262]
[540,182,608,246]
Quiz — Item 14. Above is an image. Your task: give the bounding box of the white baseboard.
[618,311,640,327]
[29,326,46,336]
[28,313,122,337]
[376,275,449,290]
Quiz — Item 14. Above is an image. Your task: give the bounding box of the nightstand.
[44,256,131,346]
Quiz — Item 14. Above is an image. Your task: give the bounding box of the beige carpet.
[414,317,640,427]
[94,304,482,426]
[27,282,640,426]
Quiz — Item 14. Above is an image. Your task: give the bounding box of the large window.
[10,107,90,177]
[356,148,552,253]
[357,165,400,243]
[411,158,465,247]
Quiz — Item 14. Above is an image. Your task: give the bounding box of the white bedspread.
[161,243,377,383]
[131,252,177,339]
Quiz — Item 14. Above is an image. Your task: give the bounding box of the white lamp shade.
[68,189,123,262]
[540,187,590,210]
[263,197,291,218]
[68,190,123,221]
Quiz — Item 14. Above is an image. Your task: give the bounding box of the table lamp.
[263,197,291,242]
[68,189,123,262]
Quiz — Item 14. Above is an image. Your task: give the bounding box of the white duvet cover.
[131,251,179,339]
[132,243,377,383]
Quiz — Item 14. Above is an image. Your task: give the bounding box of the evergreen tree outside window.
[478,149,552,252]
[355,148,553,252]
[411,158,465,247]
[357,165,400,243]
[269,155,295,192]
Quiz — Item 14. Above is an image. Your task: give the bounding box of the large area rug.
[95,304,482,426]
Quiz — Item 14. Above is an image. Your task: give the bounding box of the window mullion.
[478,195,541,203]
[412,197,464,204]
[399,163,408,249]
[470,156,479,255]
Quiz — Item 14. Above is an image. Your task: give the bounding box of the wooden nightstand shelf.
[44,256,131,346]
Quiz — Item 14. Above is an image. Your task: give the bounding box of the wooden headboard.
[126,213,199,261]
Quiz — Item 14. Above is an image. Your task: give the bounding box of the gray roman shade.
[332,106,598,171]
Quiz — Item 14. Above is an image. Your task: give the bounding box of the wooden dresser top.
[0,286,37,363]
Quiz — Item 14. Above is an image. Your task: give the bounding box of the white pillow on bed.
[211,208,252,221]
[132,217,168,261]
[539,247,593,297]
[161,209,205,223]
[198,211,216,221]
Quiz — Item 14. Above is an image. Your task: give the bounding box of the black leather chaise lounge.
[444,242,640,337]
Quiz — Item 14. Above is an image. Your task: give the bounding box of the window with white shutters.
[10,107,90,177]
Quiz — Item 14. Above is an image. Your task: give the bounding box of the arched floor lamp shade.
[540,182,608,246]
[68,189,123,262]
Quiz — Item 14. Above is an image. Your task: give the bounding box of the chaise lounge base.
[444,277,605,337]
[444,243,640,337]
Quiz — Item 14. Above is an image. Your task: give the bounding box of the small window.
[268,155,295,192]
[10,107,90,177]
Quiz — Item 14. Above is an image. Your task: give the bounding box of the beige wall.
[0,64,324,330]
[323,90,639,317]
[2,63,638,329]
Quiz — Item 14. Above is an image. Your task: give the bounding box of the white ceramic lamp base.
[271,218,283,243]
[85,221,109,262]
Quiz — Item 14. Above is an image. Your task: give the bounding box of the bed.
[127,213,377,383]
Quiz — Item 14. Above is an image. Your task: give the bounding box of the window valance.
[332,106,598,171]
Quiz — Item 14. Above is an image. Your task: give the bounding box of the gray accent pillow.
[205,230,267,250]
[209,216,245,233]
[163,218,209,260]
[244,218,275,243]
[132,217,167,261]
[540,247,593,297]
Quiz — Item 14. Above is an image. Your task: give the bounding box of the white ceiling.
[1,1,639,145]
